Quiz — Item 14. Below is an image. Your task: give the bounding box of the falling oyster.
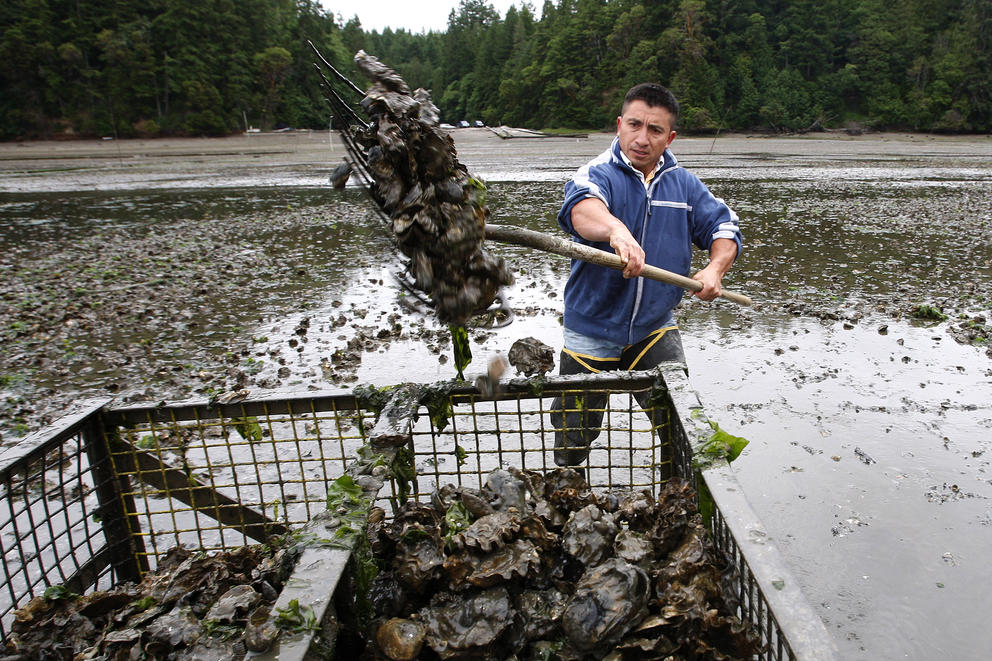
[507,336,556,376]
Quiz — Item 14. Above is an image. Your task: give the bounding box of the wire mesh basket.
[0,366,836,660]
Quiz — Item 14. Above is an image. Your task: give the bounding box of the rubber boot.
[550,351,607,466]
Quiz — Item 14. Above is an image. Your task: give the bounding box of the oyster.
[361,472,762,659]
[507,337,555,376]
[447,509,521,553]
[561,558,650,653]
[204,584,262,623]
[368,571,412,618]
[614,529,656,568]
[392,525,446,592]
[375,617,426,661]
[484,468,529,513]
[418,586,521,660]
[562,503,618,568]
[244,605,278,652]
[463,539,541,588]
[516,587,568,642]
[5,543,293,660]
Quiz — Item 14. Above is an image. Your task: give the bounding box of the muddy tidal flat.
[1,129,992,660]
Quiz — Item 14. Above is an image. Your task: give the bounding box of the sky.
[322,0,534,34]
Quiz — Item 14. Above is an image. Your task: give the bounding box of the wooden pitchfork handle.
[484,223,753,307]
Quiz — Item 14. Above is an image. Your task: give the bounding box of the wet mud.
[1,130,992,659]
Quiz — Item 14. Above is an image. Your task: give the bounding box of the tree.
[255,46,292,129]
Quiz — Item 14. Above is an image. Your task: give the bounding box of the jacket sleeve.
[687,175,743,257]
[557,154,614,236]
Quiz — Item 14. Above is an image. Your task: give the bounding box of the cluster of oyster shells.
[5,544,297,660]
[350,50,513,326]
[364,468,762,660]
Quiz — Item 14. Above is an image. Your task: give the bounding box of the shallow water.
[2,131,992,659]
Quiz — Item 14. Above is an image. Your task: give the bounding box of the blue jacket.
[558,137,742,346]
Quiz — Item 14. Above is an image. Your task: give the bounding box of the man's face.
[616,100,677,176]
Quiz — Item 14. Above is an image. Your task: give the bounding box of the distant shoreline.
[2,128,989,195]
[2,127,989,161]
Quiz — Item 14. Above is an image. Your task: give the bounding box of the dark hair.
[622,83,679,121]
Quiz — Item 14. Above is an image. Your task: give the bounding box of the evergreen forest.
[1,0,989,140]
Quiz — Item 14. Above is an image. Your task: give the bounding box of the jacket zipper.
[627,183,654,344]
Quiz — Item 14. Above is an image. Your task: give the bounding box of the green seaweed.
[232,416,263,443]
[274,599,318,633]
[421,383,454,432]
[689,414,750,526]
[353,383,397,416]
[43,585,78,602]
[691,415,750,471]
[450,324,473,380]
[911,304,948,321]
[444,500,472,547]
[391,446,416,504]
[326,474,365,509]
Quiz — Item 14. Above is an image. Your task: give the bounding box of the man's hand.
[608,225,645,278]
[691,263,724,301]
[571,198,645,278]
[691,238,737,301]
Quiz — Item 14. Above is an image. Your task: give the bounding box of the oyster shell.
[392,525,446,592]
[447,509,520,553]
[462,539,541,588]
[484,468,529,513]
[516,588,568,641]
[375,617,426,661]
[561,558,650,652]
[507,337,555,376]
[614,528,656,568]
[562,503,618,568]
[418,586,521,660]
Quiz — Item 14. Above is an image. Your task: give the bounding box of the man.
[551,82,742,466]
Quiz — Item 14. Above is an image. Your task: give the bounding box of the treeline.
[2,0,989,140]
[0,0,353,139]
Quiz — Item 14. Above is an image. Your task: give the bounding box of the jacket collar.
[610,137,679,180]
